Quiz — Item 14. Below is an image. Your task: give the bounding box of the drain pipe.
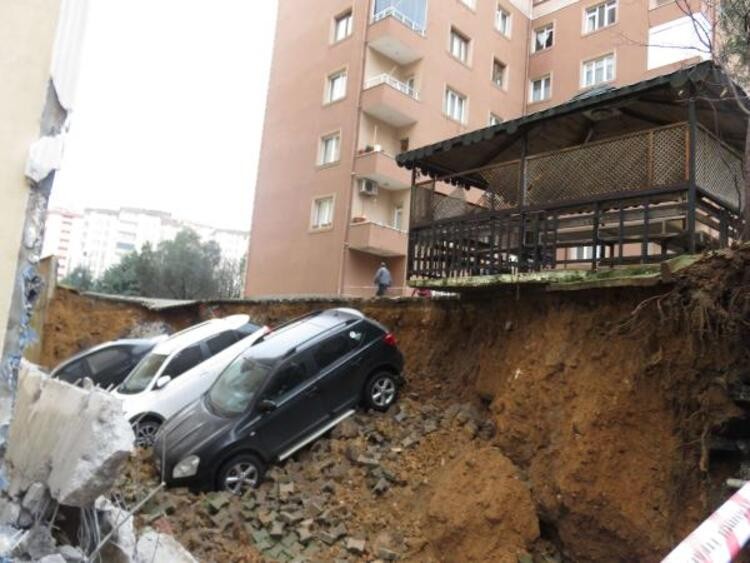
[337,0,371,297]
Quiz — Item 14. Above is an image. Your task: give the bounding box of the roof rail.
[254,310,323,345]
[281,317,359,359]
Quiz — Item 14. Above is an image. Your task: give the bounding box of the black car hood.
[155,398,234,463]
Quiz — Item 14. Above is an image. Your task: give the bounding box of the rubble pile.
[114,396,515,562]
[0,363,198,562]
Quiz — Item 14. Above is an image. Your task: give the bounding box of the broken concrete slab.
[96,497,137,563]
[6,362,134,507]
[22,482,49,515]
[135,530,197,563]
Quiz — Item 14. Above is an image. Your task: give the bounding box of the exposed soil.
[40,245,750,561]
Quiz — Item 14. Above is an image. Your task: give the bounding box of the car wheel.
[133,419,161,448]
[365,372,398,411]
[218,454,265,495]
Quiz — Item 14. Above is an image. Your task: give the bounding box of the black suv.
[153,308,404,494]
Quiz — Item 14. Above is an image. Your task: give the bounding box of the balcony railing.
[371,7,426,35]
[363,74,420,100]
[407,122,744,279]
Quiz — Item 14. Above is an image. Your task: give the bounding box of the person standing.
[373,262,392,297]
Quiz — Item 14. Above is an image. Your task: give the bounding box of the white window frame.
[460,0,477,9]
[533,23,554,52]
[581,53,615,87]
[584,0,617,33]
[529,75,551,103]
[492,58,507,88]
[444,87,467,123]
[495,5,511,36]
[318,133,341,165]
[311,196,335,230]
[449,28,470,64]
[333,10,353,42]
[326,70,347,103]
[489,113,502,126]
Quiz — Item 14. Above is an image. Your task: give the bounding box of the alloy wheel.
[223,462,259,495]
[370,376,396,408]
[134,420,161,448]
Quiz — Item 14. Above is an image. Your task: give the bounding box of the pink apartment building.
[245,0,710,297]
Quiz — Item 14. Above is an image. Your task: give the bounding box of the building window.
[582,53,615,87]
[311,196,334,230]
[585,0,616,33]
[495,5,511,36]
[326,70,347,103]
[393,205,404,230]
[530,75,551,103]
[449,28,470,63]
[333,10,353,42]
[444,87,467,123]
[492,58,507,88]
[533,23,554,52]
[489,113,502,126]
[319,133,341,165]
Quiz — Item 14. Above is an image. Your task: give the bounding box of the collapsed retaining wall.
[37,270,747,561]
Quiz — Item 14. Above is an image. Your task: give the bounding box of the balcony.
[354,149,412,189]
[348,221,407,257]
[369,7,425,65]
[361,74,419,127]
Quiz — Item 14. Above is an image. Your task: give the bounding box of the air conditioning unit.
[359,179,379,196]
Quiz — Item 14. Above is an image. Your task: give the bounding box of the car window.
[206,331,239,356]
[56,359,89,384]
[235,323,261,337]
[85,347,131,376]
[118,354,167,394]
[264,359,311,401]
[312,331,362,370]
[208,356,271,416]
[162,345,205,378]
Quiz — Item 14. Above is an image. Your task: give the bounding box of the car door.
[85,346,135,389]
[254,352,329,459]
[312,326,366,416]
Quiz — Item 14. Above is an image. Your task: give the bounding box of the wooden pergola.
[397,62,747,280]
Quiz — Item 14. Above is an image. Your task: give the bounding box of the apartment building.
[245,0,710,297]
[42,207,249,280]
[41,208,84,279]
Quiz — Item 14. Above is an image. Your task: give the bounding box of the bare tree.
[669,0,750,238]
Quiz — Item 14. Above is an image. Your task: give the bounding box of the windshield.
[117,354,167,394]
[207,353,271,416]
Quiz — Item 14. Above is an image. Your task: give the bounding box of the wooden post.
[592,203,600,271]
[407,168,417,279]
[519,133,528,207]
[687,96,697,254]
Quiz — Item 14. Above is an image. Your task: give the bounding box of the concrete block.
[22,482,49,514]
[37,555,66,563]
[6,363,134,507]
[96,497,136,563]
[57,544,85,561]
[135,530,197,563]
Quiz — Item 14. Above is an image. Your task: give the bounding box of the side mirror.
[258,399,277,412]
[155,375,172,390]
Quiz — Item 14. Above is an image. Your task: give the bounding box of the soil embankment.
[37,246,750,561]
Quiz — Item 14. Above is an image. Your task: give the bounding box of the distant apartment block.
[42,207,249,280]
[245,0,711,297]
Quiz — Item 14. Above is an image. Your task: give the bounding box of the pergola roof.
[396,61,748,189]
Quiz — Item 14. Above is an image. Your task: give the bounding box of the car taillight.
[384,333,397,347]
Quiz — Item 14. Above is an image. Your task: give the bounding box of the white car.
[113,314,267,446]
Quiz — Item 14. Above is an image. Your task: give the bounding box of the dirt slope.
[39,246,750,561]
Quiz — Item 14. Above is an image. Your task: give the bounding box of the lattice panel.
[652,125,686,186]
[410,183,433,225]
[474,161,521,209]
[696,129,743,209]
[433,186,468,220]
[526,130,651,206]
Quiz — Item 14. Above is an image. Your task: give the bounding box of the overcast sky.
[50,1,278,232]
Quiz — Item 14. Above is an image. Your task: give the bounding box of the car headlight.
[172,455,200,479]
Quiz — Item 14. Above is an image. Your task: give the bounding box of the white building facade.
[42,206,249,280]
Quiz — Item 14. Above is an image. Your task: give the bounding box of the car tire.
[364,372,399,412]
[133,418,161,448]
[217,453,265,495]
